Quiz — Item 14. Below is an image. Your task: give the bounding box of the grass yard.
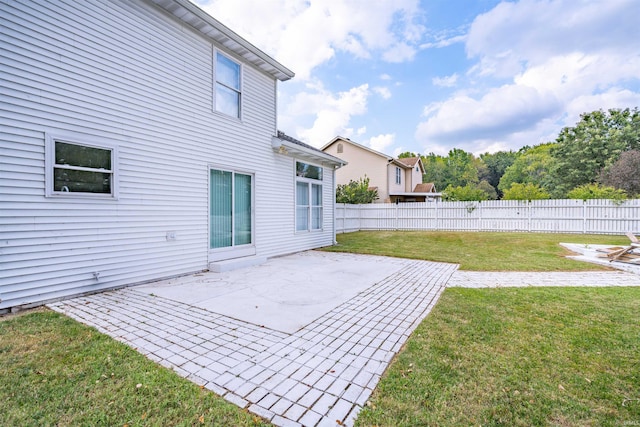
[0,310,269,427]
[324,231,629,271]
[356,286,640,427]
[2,231,637,426]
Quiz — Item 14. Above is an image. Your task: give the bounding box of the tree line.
[401,108,640,201]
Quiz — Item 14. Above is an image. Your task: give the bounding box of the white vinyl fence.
[336,199,640,235]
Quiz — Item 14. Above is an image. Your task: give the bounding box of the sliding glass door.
[210,169,253,253]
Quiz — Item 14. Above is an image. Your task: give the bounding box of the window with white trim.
[215,52,241,118]
[395,167,401,185]
[295,161,323,231]
[46,135,117,198]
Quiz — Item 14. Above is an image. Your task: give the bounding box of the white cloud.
[196,0,426,79]
[382,42,417,63]
[379,73,392,81]
[392,147,407,157]
[420,34,466,49]
[432,73,458,88]
[416,0,640,153]
[416,84,561,145]
[466,0,639,77]
[565,89,640,126]
[368,134,395,153]
[373,86,392,99]
[283,82,370,147]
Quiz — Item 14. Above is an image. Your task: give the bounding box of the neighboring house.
[0,0,344,312]
[322,136,440,203]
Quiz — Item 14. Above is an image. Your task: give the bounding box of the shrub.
[502,182,550,201]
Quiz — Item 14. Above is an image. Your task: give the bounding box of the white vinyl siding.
[0,0,337,310]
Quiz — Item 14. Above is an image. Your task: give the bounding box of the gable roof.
[397,156,425,173]
[414,183,437,193]
[272,131,346,168]
[322,137,416,169]
[149,0,294,81]
[321,136,393,161]
[397,157,419,167]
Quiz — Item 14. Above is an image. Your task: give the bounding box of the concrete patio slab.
[48,252,458,427]
[135,251,408,333]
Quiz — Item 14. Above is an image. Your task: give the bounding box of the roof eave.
[321,136,393,160]
[389,159,412,169]
[272,137,347,168]
[149,0,295,81]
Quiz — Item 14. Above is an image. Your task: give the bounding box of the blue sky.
[194,0,640,157]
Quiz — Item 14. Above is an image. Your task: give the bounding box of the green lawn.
[0,310,269,427]
[2,231,637,426]
[324,231,629,271]
[356,286,640,427]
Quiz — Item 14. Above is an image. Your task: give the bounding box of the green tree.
[567,183,627,201]
[480,150,518,197]
[421,153,448,190]
[498,143,556,194]
[421,149,486,191]
[444,148,480,188]
[443,184,489,201]
[397,151,418,159]
[502,182,550,200]
[477,180,498,200]
[599,150,640,197]
[550,108,640,196]
[336,176,378,204]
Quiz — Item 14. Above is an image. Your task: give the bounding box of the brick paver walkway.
[448,270,640,288]
[49,257,457,427]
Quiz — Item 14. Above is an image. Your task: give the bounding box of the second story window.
[396,167,401,185]
[215,52,241,118]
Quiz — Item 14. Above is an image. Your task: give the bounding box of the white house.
[0,0,345,312]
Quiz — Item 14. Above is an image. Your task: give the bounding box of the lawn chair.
[608,232,640,262]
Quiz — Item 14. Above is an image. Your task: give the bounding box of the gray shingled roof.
[277,131,323,153]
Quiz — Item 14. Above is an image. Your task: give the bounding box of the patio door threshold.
[209,255,266,273]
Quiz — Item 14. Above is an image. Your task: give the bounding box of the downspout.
[332,164,337,244]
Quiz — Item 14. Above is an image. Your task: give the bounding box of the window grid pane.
[216,53,240,90]
[54,169,111,193]
[216,83,240,117]
[296,181,309,231]
[55,142,111,169]
[311,183,322,230]
[296,207,309,231]
[296,161,323,180]
[311,207,322,229]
